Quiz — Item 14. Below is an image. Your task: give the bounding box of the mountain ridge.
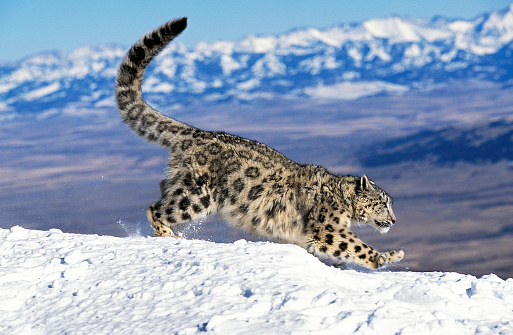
[1,5,512,120]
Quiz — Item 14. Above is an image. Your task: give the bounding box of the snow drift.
[1,226,512,334]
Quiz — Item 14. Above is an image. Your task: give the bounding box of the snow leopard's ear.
[357,175,371,193]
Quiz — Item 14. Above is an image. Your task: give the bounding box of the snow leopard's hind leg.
[147,180,176,237]
[147,204,176,237]
[148,176,215,238]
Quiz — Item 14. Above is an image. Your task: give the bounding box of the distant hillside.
[361,119,513,167]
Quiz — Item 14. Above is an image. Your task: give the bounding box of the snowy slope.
[1,5,513,120]
[1,226,512,334]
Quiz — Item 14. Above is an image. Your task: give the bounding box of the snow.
[236,35,278,54]
[237,78,260,91]
[482,5,513,44]
[23,82,60,101]
[252,54,287,78]
[69,45,125,61]
[362,17,454,43]
[448,20,475,33]
[220,54,244,76]
[0,83,17,94]
[142,77,175,94]
[304,81,408,100]
[1,226,512,334]
[363,17,422,42]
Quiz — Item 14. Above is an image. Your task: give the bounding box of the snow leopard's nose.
[389,211,396,224]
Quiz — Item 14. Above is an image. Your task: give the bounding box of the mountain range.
[1,5,513,121]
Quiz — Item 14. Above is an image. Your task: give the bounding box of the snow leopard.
[115,17,404,270]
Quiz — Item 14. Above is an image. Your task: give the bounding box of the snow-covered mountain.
[1,5,513,120]
[2,226,513,334]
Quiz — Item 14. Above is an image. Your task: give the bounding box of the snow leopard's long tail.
[115,17,192,147]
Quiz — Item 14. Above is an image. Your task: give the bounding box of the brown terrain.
[1,84,512,278]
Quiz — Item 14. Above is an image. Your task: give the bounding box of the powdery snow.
[1,226,512,334]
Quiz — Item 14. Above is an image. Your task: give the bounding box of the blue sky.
[1,0,512,62]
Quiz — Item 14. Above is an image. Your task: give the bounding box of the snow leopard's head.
[353,175,396,233]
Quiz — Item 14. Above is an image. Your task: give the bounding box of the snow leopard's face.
[353,175,396,233]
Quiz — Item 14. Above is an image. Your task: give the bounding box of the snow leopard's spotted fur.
[115,18,403,269]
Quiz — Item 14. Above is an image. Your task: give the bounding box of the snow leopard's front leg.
[307,226,404,269]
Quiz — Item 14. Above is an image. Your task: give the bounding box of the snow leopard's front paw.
[376,249,404,268]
